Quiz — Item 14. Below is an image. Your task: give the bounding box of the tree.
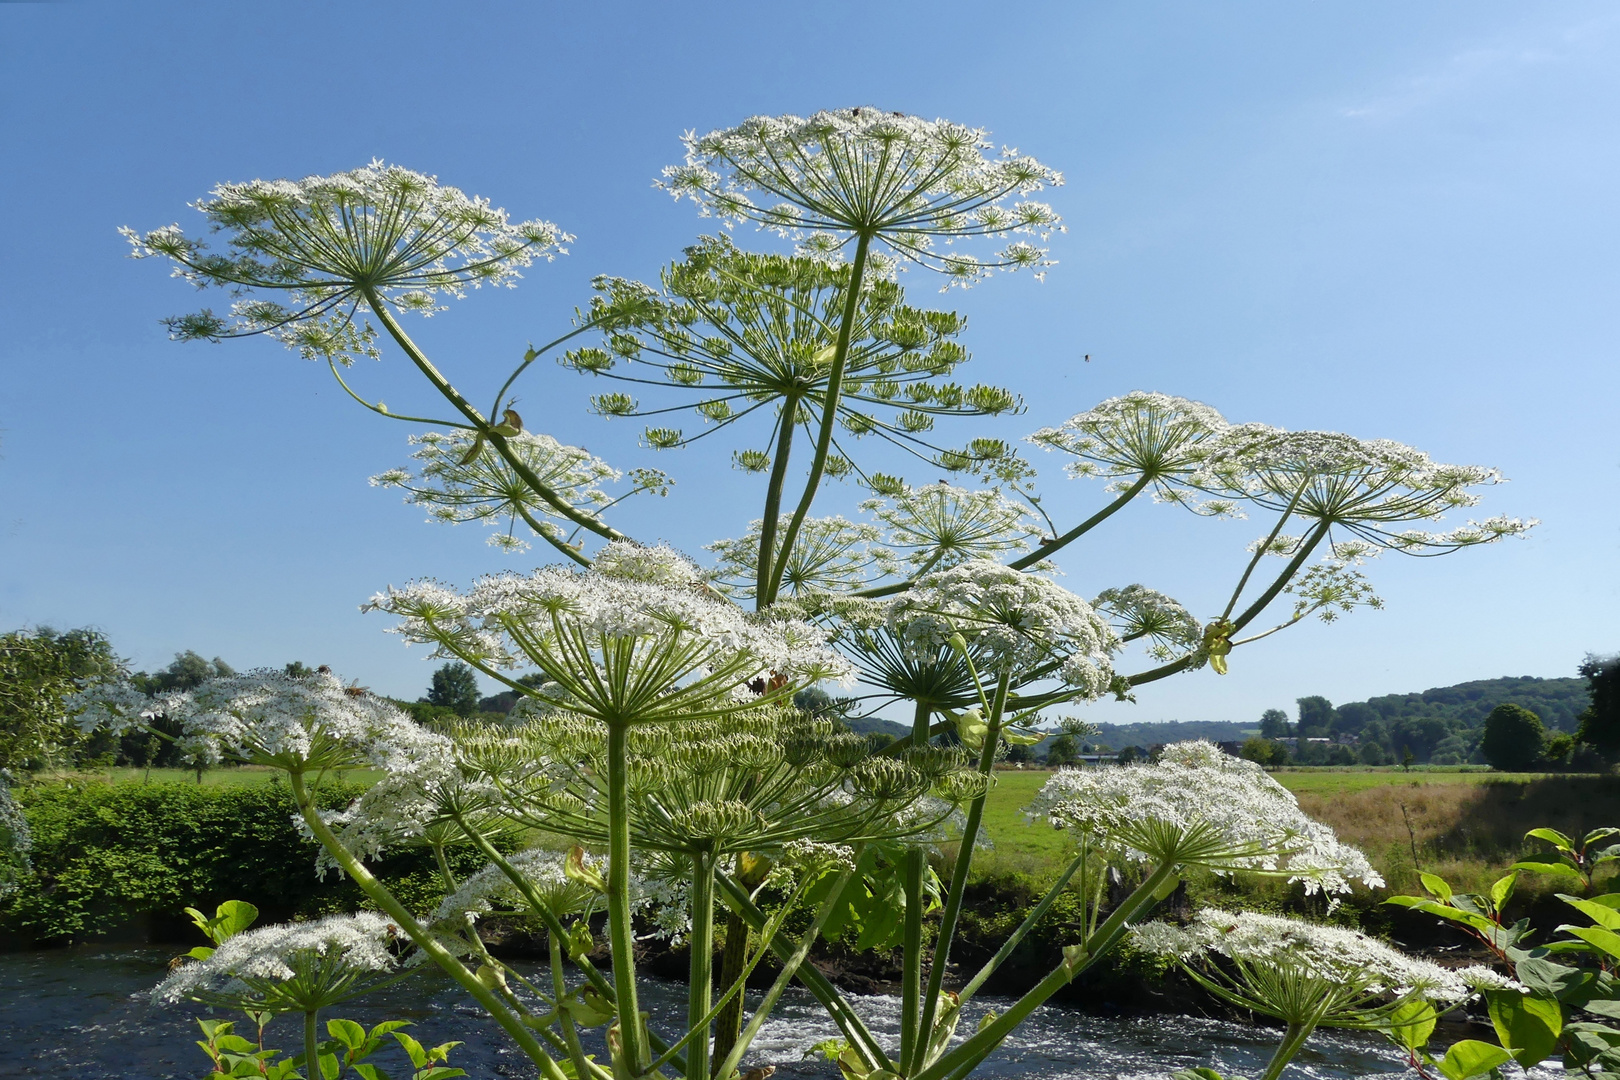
[426,661,481,717]
[1005,742,1033,764]
[1045,733,1080,766]
[1296,696,1337,739]
[1259,708,1290,739]
[1576,653,1620,759]
[1480,703,1547,772]
[1240,736,1286,767]
[0,626,124,771]
[134,650,235,694]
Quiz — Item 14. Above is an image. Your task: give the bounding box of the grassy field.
[42,766,387,787]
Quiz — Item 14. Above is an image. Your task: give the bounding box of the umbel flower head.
[153,912,414,1013]
[707,515,899,598]
[660,109,1064,287]
[861,484,1041,572]
[0,783,30,900]
[120,160,569,364]
[1027,741,1382,895]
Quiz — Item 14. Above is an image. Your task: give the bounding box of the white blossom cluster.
[367,541,854,688]
[1193,425,1536,554]
[1131,908,1516,1004]
[707,516,899,598]
[121,161,570,364]
[1092,585,1203,662]
[860,484,1040,571]
[659,109,1064,286]
[1030,392,1232,510]
[153,911,407,1006]
[1027,741,1382,895]
[72,668,448,773]
[432,848,606,925]
[886,559,1117,695]
[372,431,628,553]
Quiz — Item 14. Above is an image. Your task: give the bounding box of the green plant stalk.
[912,861,1180,1080]
[900,696,934,1072]
[287,770,562,1077]
[912,670,1010,1070]
[304,1009,319,1080]
[761,232,872,605]
[1259,1017,1323,1080]
[753,396,801,610]
[1007,474,1152,571]
[551,924,604,1080]
[709,911,749,1076]
[1218,484,1308,623]
[363,288,625,550]
[687,852,716,1080]
[714,873,890,1072]
[957,847,1087,1003]
[711,864,857,1080]
[605,720,648,1076]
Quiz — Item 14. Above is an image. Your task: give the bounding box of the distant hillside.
[1088,720,1254,749]
[1343,675,1590,734]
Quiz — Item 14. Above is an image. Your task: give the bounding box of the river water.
[0,944,1545,1079]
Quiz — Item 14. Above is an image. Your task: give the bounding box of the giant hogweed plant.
[89,109,1536,1080]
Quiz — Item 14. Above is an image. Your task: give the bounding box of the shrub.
[1,778,487,944]
[1480,703,1547,771]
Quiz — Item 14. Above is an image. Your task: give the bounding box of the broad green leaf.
[1562,925,1620,963]
[1513,855,1584,879]
[327,1019,366,1051]
[1485,989,1563,1066]
[1563,895,1620,931]
[214,900,258,939]
[1438,1039,1516,1080]
[1385,998,1438,1052]
[1584,829,1620,848]
[414,1068,466,1080]
[352,1065,392,1080]
[1584,1000,1620,1021]
[1528,828,1575,852]
[394,1033,429,1070]
[187,946,216,961]
[1516,955,1594,1000]
[1421,873,1454,902]
[1491,871,1518,909]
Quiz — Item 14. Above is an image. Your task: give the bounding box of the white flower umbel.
[368,540,854,724]
[1028,741,1382,894]
[707,516,899,598]
[660,109,1064,287]
[153,912,411,1012]
[1030,392,1232,512]
[373,431,648,554]
[433,848,606,925]
[861,484,1041,572]
[886,560,1117,696]
[121,161,569,364]
[0,783,30,899]
[1092,585,1203,662]
[1193,424,1536,555]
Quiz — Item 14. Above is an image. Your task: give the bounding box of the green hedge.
[2,778,487,945]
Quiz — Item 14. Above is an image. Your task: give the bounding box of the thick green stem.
[606,721,648,1075]
[1260,1019,1319,1080]
[709,911,749,1076]
[1230,523,1330,634]
[552,926,603,1080]
[287,771,558,1074]
[899,696,933,1073]
[754,397,800,610]
[714,874,889,1072]
[914,672,1010,1064]
[762,233,872,605]
[304,1010,319,1079]
[711,865,855,1080]
[912,861,1180,1080]
[686,853,716,1080]
[363,288,627,545]
[1008,474,1152,571]
[958,848,1087,1003]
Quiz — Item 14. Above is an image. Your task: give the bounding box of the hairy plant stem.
[913,671,1010,1068]
[362,288,624,558]
[304,1009,319,1079]
[753,397,801,610]
[899,695,934,1073]
[911,861,1180,1080]
[762,232,872,605]
[606,720,649,1075]
[551,925,603,1080]
[714,874,890,1072]
[286,770,563,1078]
[709,911,749,1076]
[1260,1017,1324,1080]
[1007,474,1152,571]
[686,852,716,1080]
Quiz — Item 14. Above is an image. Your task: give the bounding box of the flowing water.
[0,944,1545,1079]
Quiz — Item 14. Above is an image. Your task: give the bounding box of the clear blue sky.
[1,2,1615,723]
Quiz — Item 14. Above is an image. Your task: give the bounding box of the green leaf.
[1584,829,1620,848]
[1528,828,1576,852]
[1564,896,1620,931]
[1513,855,1584,879]
[1562,925,1620,963]
[1421,873,1454,902]
[1584,1000,1620,1021]
[214,900,259,939]
[1385,998,1438,1052]
[1485,989,1563,1066]
[1516,955,1594,1000]
[326,1019,366,1051]
[1171,1070,1238,1080]
[1491,871,1518,909]
[413,1068,466,1080]
[1438,1039,1516,1080]
[394,1033,429,1070]
[426,1042,462,1063]
[353,1066,392,1080]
